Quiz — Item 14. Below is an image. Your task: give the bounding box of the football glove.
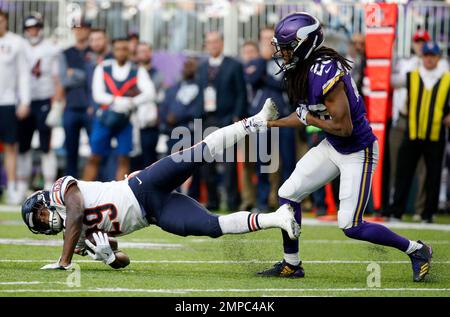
[85,232,116,265]
[296,104,309,126]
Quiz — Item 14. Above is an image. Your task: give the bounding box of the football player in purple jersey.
[253,12,432,282]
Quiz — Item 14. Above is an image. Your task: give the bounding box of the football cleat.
[257,260,305,278]
[408,240,432,282]
[244,98,279,132]
[276,204,300,240]
[258,98,280,121]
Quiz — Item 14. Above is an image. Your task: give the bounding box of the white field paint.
[0,238,182,249]
[0,259,449,264]
[1,205,450,231]
[0,237,448,249]
[0,281,66,285]
[0,287,449,294]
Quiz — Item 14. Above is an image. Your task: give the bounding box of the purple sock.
[343,221,410,252]
[279,197,301,254]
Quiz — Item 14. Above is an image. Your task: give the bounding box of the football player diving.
[251,12,432,282]
[21,100,300,270]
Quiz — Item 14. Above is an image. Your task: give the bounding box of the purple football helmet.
[272,12,324,72]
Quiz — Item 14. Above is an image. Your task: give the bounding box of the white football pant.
[278,139,379,229]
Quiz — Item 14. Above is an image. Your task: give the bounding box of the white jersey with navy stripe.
[25,39,60,100]
[49,176,149,248]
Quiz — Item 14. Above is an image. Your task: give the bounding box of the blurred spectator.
[130,42,165,170]
[17,13,62,202]
[239,40,263,210]
[347,33,365,95]
[83,38,155,181]
[87,28,112,64]
[127,32,139,63]
[387,30,449,217]
[161,57,202,152]
[260,26,296,208]
[0,10,31,205]
[387,42,450,223]
[196,31,247,210]
[243,38,271,211]
[137,43,165,100]
[59,19,92,178]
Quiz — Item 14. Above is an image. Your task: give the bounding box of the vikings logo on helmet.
[271,12,324,73]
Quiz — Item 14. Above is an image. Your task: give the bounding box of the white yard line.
[1,237,449,249]
[301,218,450,231]
[0,238,182,249]
[2,237,449,246]
[185,238,450,245]
[1,259,449,264]
[2,205,450,231]
[0,287,448,294]
[0,281,66,285]
[0,205,20,213]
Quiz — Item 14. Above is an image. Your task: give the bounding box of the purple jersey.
[306,59,376,154]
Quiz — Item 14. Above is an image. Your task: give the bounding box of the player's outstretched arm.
[59,185,84,267]
[303,82,353,137]
[267,111,303,128]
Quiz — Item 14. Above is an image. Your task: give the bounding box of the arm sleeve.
[92,64,114,105]
[17,39,31,106]
[133,67,156,106]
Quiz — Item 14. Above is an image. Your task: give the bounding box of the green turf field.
[1,208,449,297]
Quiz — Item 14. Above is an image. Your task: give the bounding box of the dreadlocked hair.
[284,46,352,107]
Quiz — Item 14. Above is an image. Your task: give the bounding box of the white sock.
[218,210,286,234]
[284,253,300,266]
[219,212,256,234]
[203,121,248,157]
[41,152,57,190]
[406,240,423,254]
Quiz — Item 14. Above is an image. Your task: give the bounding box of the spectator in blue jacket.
[59,19,92,178]
[240,41,264,208]
[240,41,265,211]
[258,26,296,185]
[131,42,165,170]
[160,57,202,153]
[196,32,248,210]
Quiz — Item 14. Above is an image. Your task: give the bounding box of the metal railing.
[1,0,448,57]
